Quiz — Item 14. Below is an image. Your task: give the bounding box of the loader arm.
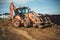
[28,13,40,24]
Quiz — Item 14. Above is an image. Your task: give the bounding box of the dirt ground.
[0,19,60,40]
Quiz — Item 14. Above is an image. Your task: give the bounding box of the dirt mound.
[0,27,28,40]
[0,18,60,40]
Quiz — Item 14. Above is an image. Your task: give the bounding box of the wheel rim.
[24,21,28,27]
[14,21,19,27]
[24,20,28,27]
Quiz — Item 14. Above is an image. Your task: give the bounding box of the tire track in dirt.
[8,27,36,40]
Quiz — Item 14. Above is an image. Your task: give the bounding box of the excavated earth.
[0,19,60,40]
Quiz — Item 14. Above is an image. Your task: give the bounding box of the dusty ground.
[0,19,60,40]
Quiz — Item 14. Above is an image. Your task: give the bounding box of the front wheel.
[23,18,30,28]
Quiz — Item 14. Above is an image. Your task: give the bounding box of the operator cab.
[15,7,30,15]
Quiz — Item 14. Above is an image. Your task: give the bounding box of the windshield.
[18,9,29,14]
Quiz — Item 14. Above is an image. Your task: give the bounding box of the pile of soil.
[0,19,60,40]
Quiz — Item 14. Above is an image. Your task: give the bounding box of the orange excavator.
[10,2,53,29]
[10,2,42,28]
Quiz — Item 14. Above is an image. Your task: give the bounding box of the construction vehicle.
[10,2,42,28]
[10,2,52,28]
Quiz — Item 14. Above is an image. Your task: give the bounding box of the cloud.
[0,0,33,4]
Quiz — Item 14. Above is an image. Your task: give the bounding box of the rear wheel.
[23,18,30,28]
[13,18,20,27]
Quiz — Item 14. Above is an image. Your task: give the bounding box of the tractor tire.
[13,18,20,27]
[23,18,30,28]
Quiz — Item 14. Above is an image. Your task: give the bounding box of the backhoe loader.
[10,2,52,29]
[10,2,42,28]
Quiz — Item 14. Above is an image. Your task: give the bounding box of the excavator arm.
[10,2,16,20]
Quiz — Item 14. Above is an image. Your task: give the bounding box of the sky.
[0,0,60,15]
